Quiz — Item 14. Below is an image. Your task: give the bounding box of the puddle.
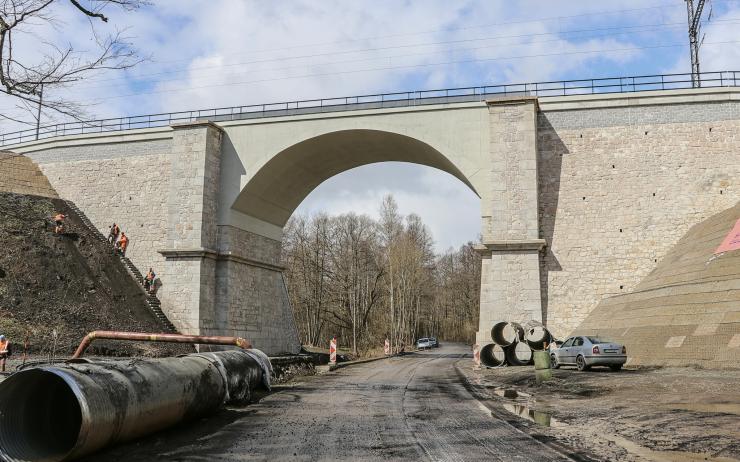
[501,402,562,427]
[491,387,561,427]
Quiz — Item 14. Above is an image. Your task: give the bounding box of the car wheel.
[550,354,560,369]
[609,364,622,372]
[576,355,590,371]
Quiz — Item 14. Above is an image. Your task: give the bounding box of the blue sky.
[2,0,739,251]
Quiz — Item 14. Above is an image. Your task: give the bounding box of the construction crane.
[685,0,711,88]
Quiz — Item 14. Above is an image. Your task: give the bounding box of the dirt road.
[84,344,572,461]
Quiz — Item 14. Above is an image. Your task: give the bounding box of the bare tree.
[0,0,147,124]
[282,195,482,357]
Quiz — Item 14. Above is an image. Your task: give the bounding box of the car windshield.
[587,337,611,344]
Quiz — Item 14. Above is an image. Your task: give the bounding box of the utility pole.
[35,83,44,140]
[685,0,707,88]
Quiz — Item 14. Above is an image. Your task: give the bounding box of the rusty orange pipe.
[72,331,252,359]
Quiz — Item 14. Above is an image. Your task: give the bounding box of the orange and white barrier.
[473,343,481,368]
[384,338,390,356]
[329,337,337,364]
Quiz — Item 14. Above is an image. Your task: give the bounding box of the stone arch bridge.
[6,87,740,354]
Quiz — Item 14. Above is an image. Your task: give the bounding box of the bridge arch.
[229,129,480,230]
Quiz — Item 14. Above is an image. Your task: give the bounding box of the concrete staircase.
[64,200,178,334]
[575,201,740,368]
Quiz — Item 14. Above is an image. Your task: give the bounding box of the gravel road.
[83,344,573,461]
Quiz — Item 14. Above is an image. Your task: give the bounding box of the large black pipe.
[0,350,270,462]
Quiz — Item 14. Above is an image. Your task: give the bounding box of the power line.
[149,1,694,67]
[80,19,696,87]
[2,38,738,119]
[82,14,723,89]
[29,0,693,94]
[67,40,740,104]
[34,17,740,99]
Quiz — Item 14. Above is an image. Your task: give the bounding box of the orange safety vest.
[119,235,129,249]
[0,340,8,353]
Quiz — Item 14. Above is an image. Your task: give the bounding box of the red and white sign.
[384,338,390,356]
[473,343,481,367]
[715,218,740,254]
[329,338,337,364]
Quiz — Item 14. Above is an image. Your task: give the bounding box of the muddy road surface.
[84,344,572,461]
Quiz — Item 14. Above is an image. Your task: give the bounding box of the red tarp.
[715,218,740,254]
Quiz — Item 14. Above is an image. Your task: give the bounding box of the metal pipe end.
[0,369,82,462]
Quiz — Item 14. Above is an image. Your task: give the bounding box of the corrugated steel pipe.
[0,340,268,462]
[71,330,252,358]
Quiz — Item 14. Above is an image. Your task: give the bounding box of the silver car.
[550,336,626,371]
[416,338,433,350]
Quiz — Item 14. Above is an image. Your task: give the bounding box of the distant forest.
[282,195,481,355]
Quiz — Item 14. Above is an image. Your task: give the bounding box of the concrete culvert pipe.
[491,321,524,346]
[480,343,506,367]
[525,326,553,351]
[0,350,270,462]
[505,342,534,366]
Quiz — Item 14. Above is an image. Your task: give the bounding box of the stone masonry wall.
[211,259,300,354]
[483,98,540,242]
[209,225,301,354]
[539,102,740,338]
[477,98,543,345]
[160,123,223,333]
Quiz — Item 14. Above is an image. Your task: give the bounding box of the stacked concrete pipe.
[0,349,271,462]
[480,321,552,368]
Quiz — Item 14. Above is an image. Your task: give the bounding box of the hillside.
[574,201,740,368]
[0,189,190,358]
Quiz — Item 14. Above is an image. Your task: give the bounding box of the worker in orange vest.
[107,223,120,244]
[0,335,10,372]
[53,213,66,234]
[116,232,129,257]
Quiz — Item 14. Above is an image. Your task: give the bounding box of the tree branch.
[68,0,108,22]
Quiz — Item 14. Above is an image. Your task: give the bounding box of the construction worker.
[116,232,129,256]
[53,213,66,234]
[144,268,156,293]
[108,223,120,244]
[0,335,9,372]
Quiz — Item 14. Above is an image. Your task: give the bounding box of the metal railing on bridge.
[1,70,738,147]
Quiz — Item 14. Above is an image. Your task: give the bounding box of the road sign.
[329,337,337,364]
